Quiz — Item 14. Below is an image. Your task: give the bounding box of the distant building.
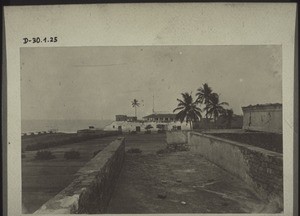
[116,115,127,121]
[127,116,138,122]
[143,113,177,122]
[115,115,137,122]
[242,103,282,133]
[104,112,190,132]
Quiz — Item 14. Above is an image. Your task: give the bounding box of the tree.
[196,83,214,105]
[196,83,218,128]
[131,99,140,117]
[145,124,153,131]
[204,93,229,124]
[173,92,202,130]
[223,109,234,128]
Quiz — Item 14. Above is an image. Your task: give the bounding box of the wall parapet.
[34,137,125,214]
[188,131,283,212]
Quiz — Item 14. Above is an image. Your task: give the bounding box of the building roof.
[242,103,282,110]
[143,113,177,119]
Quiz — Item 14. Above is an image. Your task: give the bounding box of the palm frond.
[173,106,185,112]
[173,92,202,126]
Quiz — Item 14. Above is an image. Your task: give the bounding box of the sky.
[21,45,282,120]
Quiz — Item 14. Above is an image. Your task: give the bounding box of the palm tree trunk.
[214,117,217,128]
[205,112,208,130]
[135,107,137,117]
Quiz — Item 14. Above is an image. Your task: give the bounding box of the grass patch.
[34,150,56,160]
[64,150,80,160]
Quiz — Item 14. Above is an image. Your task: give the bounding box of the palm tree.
[173,92,202,130]
[196,83,217,128]
[131,99,140,118]
[196,83,214,105]
[204,93,229,124]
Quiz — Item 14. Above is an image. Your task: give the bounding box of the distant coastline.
[21,119,113,134]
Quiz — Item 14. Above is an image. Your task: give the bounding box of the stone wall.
[34,137,125,214]
[188,132,283,211]
[242,104,282,133]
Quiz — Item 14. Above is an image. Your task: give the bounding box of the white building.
[103,113,191,132]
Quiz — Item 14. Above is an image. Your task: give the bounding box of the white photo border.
[3,3,297,216]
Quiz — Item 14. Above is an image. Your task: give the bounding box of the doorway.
[136,126,141,132]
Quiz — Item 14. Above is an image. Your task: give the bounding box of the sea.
[21,119,113,134]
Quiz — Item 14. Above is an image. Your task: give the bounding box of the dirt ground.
[22,136,118,213]
[107,133,267,213]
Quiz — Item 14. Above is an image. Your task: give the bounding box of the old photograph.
[21,45,283,214]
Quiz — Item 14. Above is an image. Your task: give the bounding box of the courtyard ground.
[22,135,118,213]
[107,133,267,213]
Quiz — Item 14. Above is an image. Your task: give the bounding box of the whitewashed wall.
[103,121,191,132]
[243,107,282,134]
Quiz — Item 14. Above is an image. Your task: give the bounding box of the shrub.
[127,148,142,154]
[145,125,153,132]
[130,131,137,134]
[35,150,55,160]
[64,150,80,160]
[145,130,151,134]
[156,148,171,154]
[157,130,166,134]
